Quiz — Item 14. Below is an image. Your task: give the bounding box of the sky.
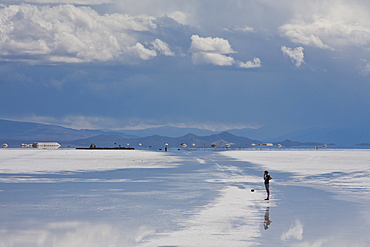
[1,0,370,135]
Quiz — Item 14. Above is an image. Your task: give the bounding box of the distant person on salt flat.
[264,170,272,200]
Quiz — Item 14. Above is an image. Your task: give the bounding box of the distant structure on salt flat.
[32,142,61,149]
[76,143,134,150]
[259,143,274,146]
[21,143,32,147]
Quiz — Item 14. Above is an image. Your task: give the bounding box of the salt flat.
[0,148,369,246]
[0,149,181,174]
[223,149,370,202]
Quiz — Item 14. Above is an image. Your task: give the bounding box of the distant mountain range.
[70,132,261,149]
[69,132,333,150]
[0,119,368,148]
[115,126,218,137]
[0,119,135,146]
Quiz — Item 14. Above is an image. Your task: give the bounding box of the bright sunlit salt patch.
[0,221,155,247]
[0,149,181,174]
[222,149,370,201]
[205,174,261,185]
[195,158,206,163]
[0,177,157,183]
[206,163,261,185]
[138,186,272,247]
[215,163,244,173]
[223,150,370,176]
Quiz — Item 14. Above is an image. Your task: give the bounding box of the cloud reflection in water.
[0,221,154,247]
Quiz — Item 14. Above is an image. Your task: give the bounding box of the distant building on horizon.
[32,142,61,149]
[259,143,273,146]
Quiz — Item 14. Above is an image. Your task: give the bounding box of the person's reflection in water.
[264,207,272,230]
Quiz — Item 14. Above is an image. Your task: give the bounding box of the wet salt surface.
[0,149,369,246]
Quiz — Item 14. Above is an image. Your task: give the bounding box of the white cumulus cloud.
[151,39,174,56]
[224,26,255,33]
[238,58,261,68]
[189,35,235,54]
[167,11,189,25]
[280,21,332,50]
[280,1,370,50]
[191,52,234,66]
[127,42,157,61]
[189,35,262,68]
[189,35,236,66]
[281,46,305,67]
[0,4,173,64]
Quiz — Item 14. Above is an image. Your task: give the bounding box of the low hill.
[0,119,136,144]
[68,132,329,149]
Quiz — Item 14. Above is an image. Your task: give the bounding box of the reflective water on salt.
[0,149,369,246]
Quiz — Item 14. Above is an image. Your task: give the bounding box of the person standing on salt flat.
[264,170,272,200]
